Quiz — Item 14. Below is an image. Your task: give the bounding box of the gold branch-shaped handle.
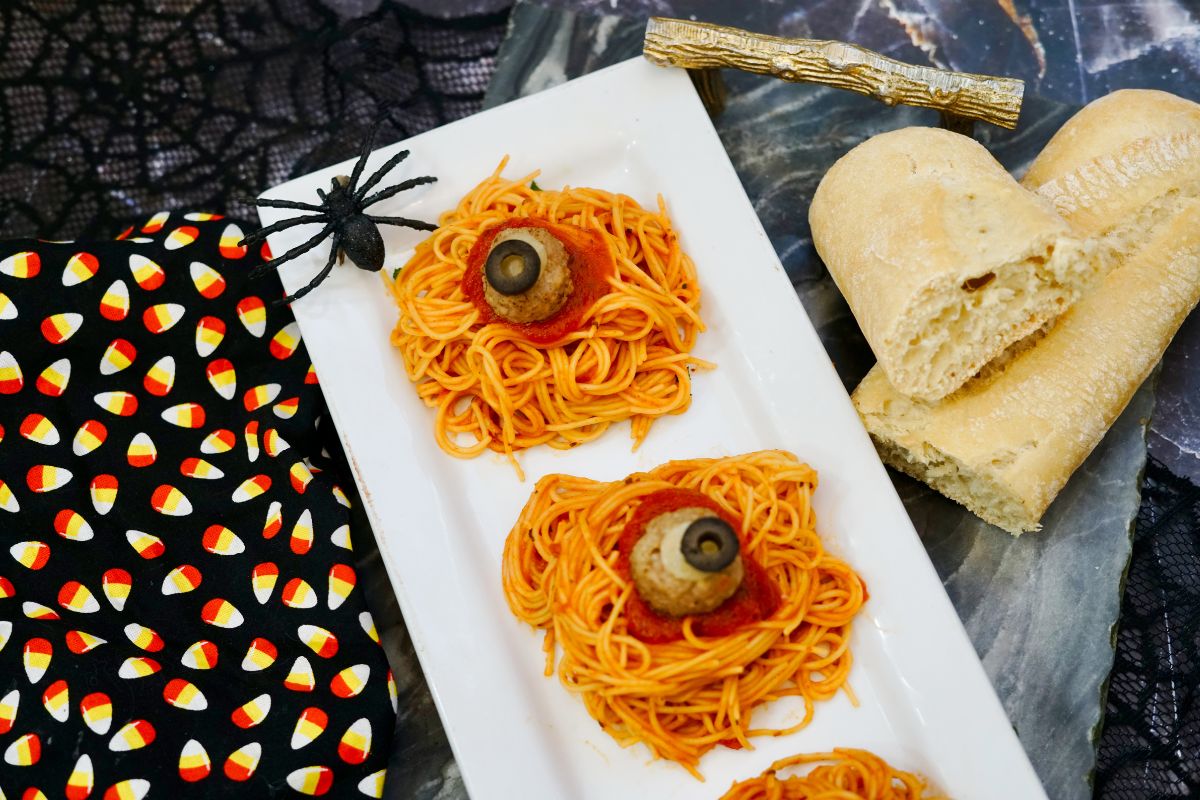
[644,17,1024,129]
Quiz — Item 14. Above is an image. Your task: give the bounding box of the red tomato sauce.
[616,488,780,644]
[461,218,616,346]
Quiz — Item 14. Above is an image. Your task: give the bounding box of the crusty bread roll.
[853,90,1200,534]
[810,127,1090,402]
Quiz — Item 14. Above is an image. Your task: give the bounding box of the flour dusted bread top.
[810,127,1088,403]
[1023,89,1200,247]
[852,89,1200,534]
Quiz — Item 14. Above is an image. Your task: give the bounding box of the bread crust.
[810,127,1086,402]
[853,90,1200,534]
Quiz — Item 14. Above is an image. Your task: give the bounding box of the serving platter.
[257,56,1047,800]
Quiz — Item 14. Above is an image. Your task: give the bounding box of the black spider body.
[320,176,386,272]
[241,123,438,303]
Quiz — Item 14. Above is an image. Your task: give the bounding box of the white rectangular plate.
[258,57,1047,800]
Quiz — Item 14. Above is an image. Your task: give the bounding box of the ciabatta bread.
[810,127,1089,403]
[853,90,1200,534]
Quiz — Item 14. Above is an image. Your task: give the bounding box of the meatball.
[630,507,744,617]
[483,226,573,323]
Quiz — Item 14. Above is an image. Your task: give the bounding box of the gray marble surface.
[368,2,1200,799]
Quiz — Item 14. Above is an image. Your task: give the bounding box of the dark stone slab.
[482,4,1151,799]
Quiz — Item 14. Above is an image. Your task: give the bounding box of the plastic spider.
[241,123,438,303]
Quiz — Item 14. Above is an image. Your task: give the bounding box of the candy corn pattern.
[179,739,211,782]
[231,694,271,729]
[80,692,113,734]
[91,474,118,514]
[223,742,261,781]
[202,524,245,555]
[165,225,200,250]
[287,765,335,796]
[73,419,108,456]
[219,224,248,260]
[201,427,236,453]
[23,637,52,683]
[126,432,157,467]
[118,657,161,679]
[250,561,280,606]
[20,413,59,445]
[195,314,225,356]
[143,355,176,396]
[0,350,23,393]
[55,508,94,541]
[67,753,95,799]
[330,665,370,699]
[42,311,83,343]
[5,732,42,765]
[36,357,71,396]
[284,656,316,692]
[163,678,207,711]
[298,625,339,658]
[181,640,219,671]
[124,623,165,652]
[143,302,185,334]
[99,279,130,320]
[162,564,202,595]
[0,226,386,793]
[338,718,372,765]
[63,252,99,286]
[43,679,70,722]
[190,260,226,298]
[0,689,19,734]
[292,706,328,748]
[242,637,277,671]
[205,357,236,399]
[66,630,106,654]
[102,568,132,610]
[11,540,50,570]
[129,254,166,290]
[201,597,243,628]
[1,250,41,278]
[110,719,156,751]
[329,564,356,610]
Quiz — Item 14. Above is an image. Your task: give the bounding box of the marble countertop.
[377,3,1200,799]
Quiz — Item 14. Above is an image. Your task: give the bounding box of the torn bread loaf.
[854,90,1200,534]
[810,127,1089,403]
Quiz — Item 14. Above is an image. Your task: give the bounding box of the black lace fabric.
[0,0,508,240]
[1096,456,1200,799]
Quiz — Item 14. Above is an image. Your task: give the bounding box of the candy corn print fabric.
[0,215,393,798]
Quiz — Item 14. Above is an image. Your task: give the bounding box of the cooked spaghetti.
[719,749,943,799]
[386,161,710,476]
[501,450,867,777]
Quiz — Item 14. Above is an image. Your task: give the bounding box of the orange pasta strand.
[501,450,866,777]
[719,749,945,799]
[387,160,711,476]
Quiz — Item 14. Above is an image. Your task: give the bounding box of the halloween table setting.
[1,1,1198,799]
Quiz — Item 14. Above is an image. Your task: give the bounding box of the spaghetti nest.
[501,450,866,777]
[387,161,709,476]
[719,749,943,799]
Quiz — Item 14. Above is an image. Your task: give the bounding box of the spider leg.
[249,224,335,279]
[279,233,341,305]
[250,197,327,212]
[346,119,383,194]
[367,215,438,232]
[354,148,412,202]
[360,175,438,209]
[239,214,330,246]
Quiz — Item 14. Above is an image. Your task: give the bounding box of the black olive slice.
[680,517,740,573]
[485,239,541,296]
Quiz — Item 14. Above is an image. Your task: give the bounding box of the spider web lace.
[0,0,508,240]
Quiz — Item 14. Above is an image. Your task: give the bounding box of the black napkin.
[0,215,392,797]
